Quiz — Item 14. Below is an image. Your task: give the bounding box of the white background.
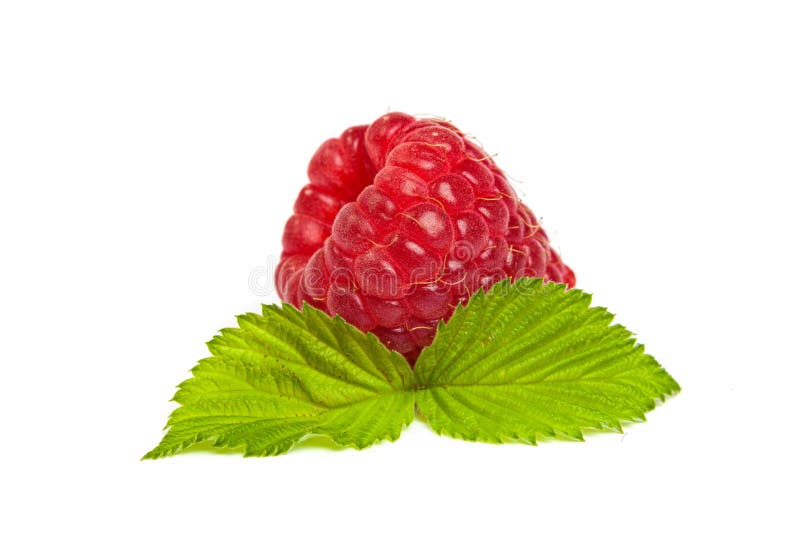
[1,1,798,532]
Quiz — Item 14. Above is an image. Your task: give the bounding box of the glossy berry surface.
[276,112,575,364]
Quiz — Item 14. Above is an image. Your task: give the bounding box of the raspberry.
[276,112,575,364]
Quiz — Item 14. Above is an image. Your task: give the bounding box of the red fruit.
[276,113,575,364]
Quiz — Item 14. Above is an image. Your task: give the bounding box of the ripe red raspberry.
[276,112,575,364]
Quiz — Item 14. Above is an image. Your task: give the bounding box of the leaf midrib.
[417,375,657,389]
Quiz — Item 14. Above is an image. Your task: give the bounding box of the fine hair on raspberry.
[276,112,575,364]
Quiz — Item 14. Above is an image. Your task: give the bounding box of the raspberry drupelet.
[276,112,575,364]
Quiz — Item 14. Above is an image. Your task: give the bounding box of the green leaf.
[414,278,680,444]
[143,304,415,459]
